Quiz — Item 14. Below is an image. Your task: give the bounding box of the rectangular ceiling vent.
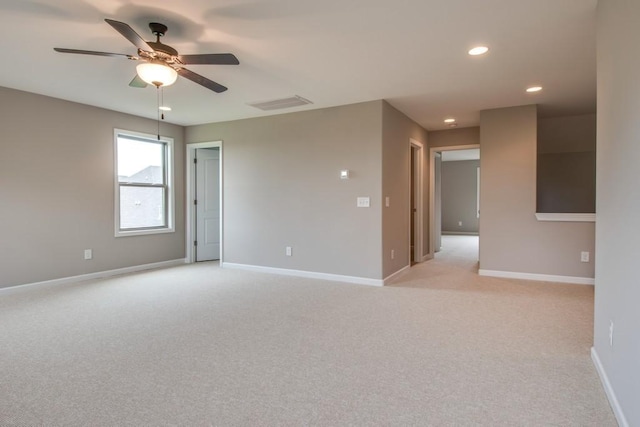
[247,95,313,111]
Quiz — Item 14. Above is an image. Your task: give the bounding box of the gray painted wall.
[186,101,385,280]
[0,86,185,289]
[381,102,428,277]
[537,114,596,213]
[428,126,480,148]
[479,105,595,278]
[594,1,640,424]
[441,160,479,233]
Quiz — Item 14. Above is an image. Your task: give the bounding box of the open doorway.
[429,144,480,264]
[186,141,223,263]
[410,138,424,265]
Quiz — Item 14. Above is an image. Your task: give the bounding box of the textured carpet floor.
[0,236,615,426]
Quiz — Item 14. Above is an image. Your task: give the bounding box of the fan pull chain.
[161,87,165,121]
[157,86,160,140]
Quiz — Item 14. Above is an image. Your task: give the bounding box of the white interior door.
[196,148,220,261]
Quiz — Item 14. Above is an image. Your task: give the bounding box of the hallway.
[435,234,479,270]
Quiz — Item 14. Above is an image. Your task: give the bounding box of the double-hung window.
[114,130,174,236]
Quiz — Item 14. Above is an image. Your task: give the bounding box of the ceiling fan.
[54,19,239,93]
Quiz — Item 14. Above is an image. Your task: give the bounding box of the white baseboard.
[591,347,629,427]
[383,265,410,285]
[442,231,479,236]
[478,269,595,285]
[222,262,383,287]
[0,259,187,294]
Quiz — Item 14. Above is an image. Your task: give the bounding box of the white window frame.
[477,166,480,218]
[114,129,175,237]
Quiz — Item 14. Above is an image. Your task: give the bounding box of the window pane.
[119,186,166,229]
[117,137,165,184]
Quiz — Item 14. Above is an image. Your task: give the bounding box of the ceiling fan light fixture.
[136,62,178,87]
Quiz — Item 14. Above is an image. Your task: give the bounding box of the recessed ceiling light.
[468,46,489,56]
[526,86,543,93]
[444,118,456,123]
[159,106,172,111]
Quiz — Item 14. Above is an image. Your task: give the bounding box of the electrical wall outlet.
[458,221,462,226]
[391,249,395,259]
[581,251,590,263]
[84,249,92,260]
[285,246,292,257]
[385,197,390,207]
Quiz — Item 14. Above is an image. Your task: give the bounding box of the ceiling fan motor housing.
[146,22,178,58]
[147,41,178,57]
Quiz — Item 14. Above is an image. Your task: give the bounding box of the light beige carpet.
[0,238,615,425]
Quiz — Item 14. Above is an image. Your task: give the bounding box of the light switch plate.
[357,197,370,208]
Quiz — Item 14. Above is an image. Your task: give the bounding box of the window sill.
[115,227,175,238]
[535,213,595,222]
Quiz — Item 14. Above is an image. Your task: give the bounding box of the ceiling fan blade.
[178,53,240,65]
[129,75,148,88]
[105,19,153,52]
[177,68,228,93]
[54,47,136,59]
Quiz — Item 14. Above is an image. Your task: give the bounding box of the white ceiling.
[0,0,597,130]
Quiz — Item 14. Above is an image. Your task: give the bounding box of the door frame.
[410,138,425,264]
[185,141,223,263]
[428,143,480,259]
